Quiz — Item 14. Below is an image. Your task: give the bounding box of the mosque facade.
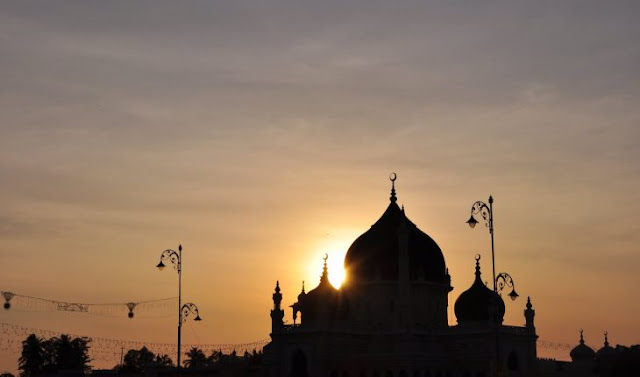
[263,179,538,377]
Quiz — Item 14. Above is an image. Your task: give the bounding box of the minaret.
[270,281,284,334]
[524,296,535,329]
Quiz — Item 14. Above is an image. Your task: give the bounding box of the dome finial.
[580,329,585,344]
[389,172,397,203]
[474,254,481,278]
[604,331,609,347]
[320,253,330,284]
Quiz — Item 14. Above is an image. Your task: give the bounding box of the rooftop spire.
[320,253,329,284]
[474,254,482,279]
[580,329,585,345]
[389,172,397,203]
[604,331,609,347]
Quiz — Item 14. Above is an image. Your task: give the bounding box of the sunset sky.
[1,1,639,373]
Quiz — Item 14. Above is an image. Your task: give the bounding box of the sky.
[1,0,640,373]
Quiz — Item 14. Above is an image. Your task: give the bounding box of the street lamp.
[157,245,201,375]
[181,302,202,322]
[495,272,519,301]
[467,196,496,291]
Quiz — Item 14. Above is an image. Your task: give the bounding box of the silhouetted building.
[264,180,538,377]
[537,332,639,377]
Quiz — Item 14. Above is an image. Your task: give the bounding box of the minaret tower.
[524,296,535,329]
[270,281,284,334]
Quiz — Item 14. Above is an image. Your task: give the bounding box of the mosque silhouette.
[261,177,636,377]
[264,177,537,377]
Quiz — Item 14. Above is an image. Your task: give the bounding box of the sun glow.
[304,231,360,290]
[316,238,352,288]
[327,253,347,288]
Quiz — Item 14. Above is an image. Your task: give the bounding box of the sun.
[306,233,358,289]
[326,254,346,288]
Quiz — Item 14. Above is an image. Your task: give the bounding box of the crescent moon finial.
[475,254,481,261]
[389,173,397,203]
[323,253,328,261]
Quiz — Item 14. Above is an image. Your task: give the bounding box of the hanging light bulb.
[127,302,137,319]
[3,292,14,310]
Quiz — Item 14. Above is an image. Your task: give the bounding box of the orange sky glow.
[1,1,640,374]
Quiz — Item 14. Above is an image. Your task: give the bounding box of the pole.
[487,196,498,376]
[177,245,182,377]
[489,195,496,292]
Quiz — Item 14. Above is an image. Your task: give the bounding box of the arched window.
[507,351,519,371]
[290,350,308,377]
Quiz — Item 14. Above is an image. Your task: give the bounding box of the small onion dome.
[344,176,447,283]
[296,256,345,321]
[596,332,615,358]
[454,255,505,324]
[570,330,596,362]
[304,256,338,300]
[297,281,307,301]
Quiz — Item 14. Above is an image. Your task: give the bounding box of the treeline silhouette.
[16,333,263,376]
[19,334,91,377]
[117,346,263,374]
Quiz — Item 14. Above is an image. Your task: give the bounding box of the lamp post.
[157,245,202,376]
[467,196,520,377]
[466,196,496,291]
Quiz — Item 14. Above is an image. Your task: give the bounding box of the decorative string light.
[1,290,175,319]
[538,340,572,351]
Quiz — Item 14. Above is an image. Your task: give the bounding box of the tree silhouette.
[120,346,173,374]
[154,354,174,368]
[184,347,207,368]
[206,350,223,365]
[47,335,91,371]
[18,335,44,377]
[244,349,263,366]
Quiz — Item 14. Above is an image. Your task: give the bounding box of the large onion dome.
[343,177,447,283]
[570,330,596,362]
[454,256,505,324]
